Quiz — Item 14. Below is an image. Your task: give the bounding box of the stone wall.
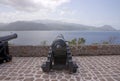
[70,45,120,56]
[9,45,120,57]
[9,46,49,57]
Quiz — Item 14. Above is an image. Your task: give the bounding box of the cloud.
[0,0,76,24]
[59,9,76,17]
[0,0,70,11]
[0,10,51,23]
[0,7,76,23]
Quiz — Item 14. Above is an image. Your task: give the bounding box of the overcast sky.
[0,0,120,29]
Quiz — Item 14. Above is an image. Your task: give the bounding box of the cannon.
[0,33,17,63]
[41,34,78,73]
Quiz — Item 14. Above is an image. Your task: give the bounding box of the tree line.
[68,38,86,45]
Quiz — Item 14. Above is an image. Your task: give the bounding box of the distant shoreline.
[0,20,117,31]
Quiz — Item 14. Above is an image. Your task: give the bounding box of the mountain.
[0,23,6,28]
[0,20,117,31]
[0,21,48,31]
[98,25,116,31]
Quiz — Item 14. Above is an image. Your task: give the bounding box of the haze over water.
[0,31,120,45]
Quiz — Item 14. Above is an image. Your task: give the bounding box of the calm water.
[0,31,120,45]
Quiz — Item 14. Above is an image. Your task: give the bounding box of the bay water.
[0,31,120,45]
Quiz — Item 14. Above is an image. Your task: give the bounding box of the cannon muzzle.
[0,33,17,42]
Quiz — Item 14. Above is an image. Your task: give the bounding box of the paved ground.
[0,56,120,81]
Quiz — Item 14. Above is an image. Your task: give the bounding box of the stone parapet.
[9,46,49,57]
[9,45,120,57]
[71,45,120,56]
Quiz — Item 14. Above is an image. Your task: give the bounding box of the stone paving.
[0,55,120,81]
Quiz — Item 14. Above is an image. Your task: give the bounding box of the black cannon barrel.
[41,34,78,73]
[0,33,17,42]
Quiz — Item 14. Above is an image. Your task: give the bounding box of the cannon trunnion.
[41,35,78,73]
[0,34,17,63]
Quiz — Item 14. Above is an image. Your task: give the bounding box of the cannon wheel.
[6,55,12,62]
[72,68,77,73]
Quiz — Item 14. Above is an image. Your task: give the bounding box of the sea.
[0,31,120,45]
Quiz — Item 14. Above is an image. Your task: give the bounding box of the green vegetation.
[68,37,86,45]
[68,38,77,45]
[8,35,118,46]
[92,36,118,45]
[78,38,86,45]
[68,36,118,46]
[40,40,48,46]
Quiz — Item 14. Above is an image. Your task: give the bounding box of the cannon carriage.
[41,34,78,73]
[0,33,17,63]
